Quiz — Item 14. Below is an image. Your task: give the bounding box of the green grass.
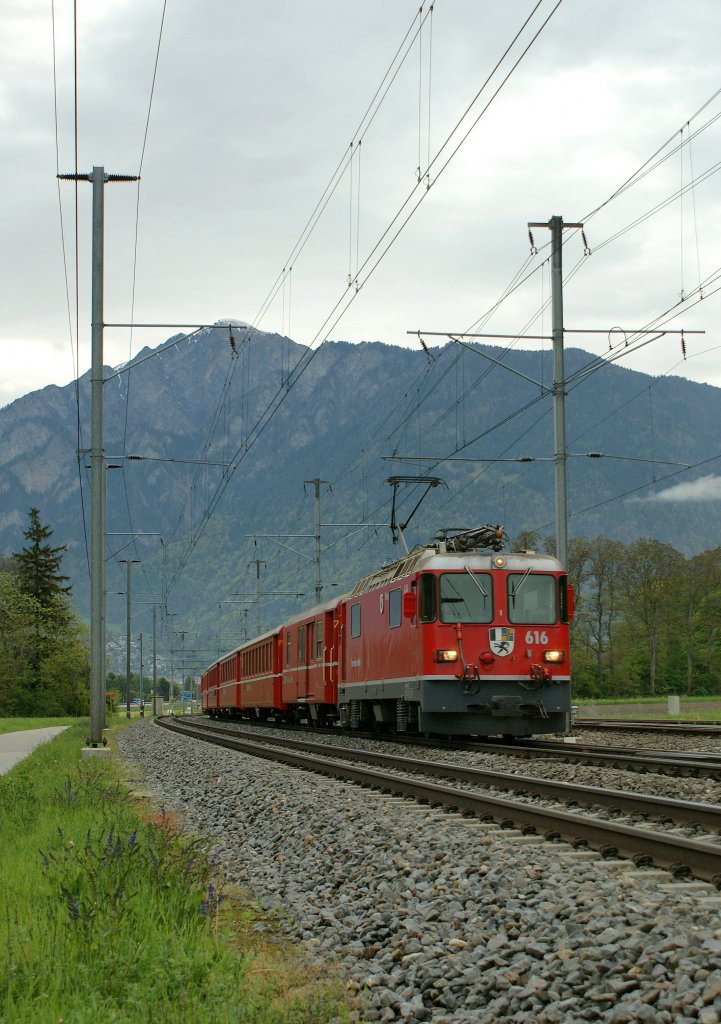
[575,696,721,720]
[0,716,84,734]
[0,724,351,1024]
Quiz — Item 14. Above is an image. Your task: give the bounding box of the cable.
[114,0,170,600]
[163,2,441,593]
[51,0,89,575]
[252,2,436,331]
[451,87,721,372]
[138,0,167,177]
[164,0,565,598]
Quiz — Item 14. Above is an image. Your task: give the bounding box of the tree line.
[0,509,89,716]
[105,673,187,707]
[1,508,716,716]
[515,530,721,699]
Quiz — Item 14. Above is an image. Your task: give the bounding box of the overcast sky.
[2,0,721,410]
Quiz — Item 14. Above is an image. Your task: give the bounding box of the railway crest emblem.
[489,627,514,656]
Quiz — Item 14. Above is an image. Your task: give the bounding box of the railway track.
[578,717,721,735]
[502,737,721,778]
[157,716,721,886]
[197,714,721,778]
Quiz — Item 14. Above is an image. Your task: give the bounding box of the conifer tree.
[5,510,87,710]
[13,507,71,606]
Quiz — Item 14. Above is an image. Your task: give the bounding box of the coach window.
[389,588,402,628]
[351,603,361,638]
[315,620,323,659]
[507,572,556,624]
[298,625,306,665]
[286,632,292,666]
[419,573,437,622]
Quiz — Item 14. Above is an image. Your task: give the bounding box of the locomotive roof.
[348,545,563,598]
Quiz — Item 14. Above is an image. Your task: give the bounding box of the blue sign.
[181,691,192,701]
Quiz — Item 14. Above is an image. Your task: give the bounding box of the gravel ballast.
[117,720,721,1023]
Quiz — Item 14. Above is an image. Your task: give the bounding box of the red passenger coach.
[201,627,286,718]
[200,662,220,712]
[239,628,285,714]
[281,599,341,723]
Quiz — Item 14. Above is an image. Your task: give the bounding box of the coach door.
[297,623,310,700]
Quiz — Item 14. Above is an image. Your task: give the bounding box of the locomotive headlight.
[435,649,459,663]
[543,650,566,663]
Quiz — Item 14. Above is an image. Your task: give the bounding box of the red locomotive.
[201,526,573,737]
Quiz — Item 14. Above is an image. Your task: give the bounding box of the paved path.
[0,727,69,776]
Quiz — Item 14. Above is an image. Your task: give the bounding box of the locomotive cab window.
[439,572,493,623]
[286,632,292,666]
[507,572,556,624]
[419,573,437,622]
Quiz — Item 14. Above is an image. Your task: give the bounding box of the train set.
[201,525,574,737]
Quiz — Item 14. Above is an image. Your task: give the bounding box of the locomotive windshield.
[507,573,556,624]
[439,572,493,623]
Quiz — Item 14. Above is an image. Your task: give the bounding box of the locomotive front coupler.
[461,666,481,694]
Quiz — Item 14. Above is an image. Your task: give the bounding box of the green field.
[0,715,82,734]
[0,722,351,1024]
[576,695,721,720]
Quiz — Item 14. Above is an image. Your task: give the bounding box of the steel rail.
[477,739,721,778]
[577,718,721,735]
[156,718,721,885]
